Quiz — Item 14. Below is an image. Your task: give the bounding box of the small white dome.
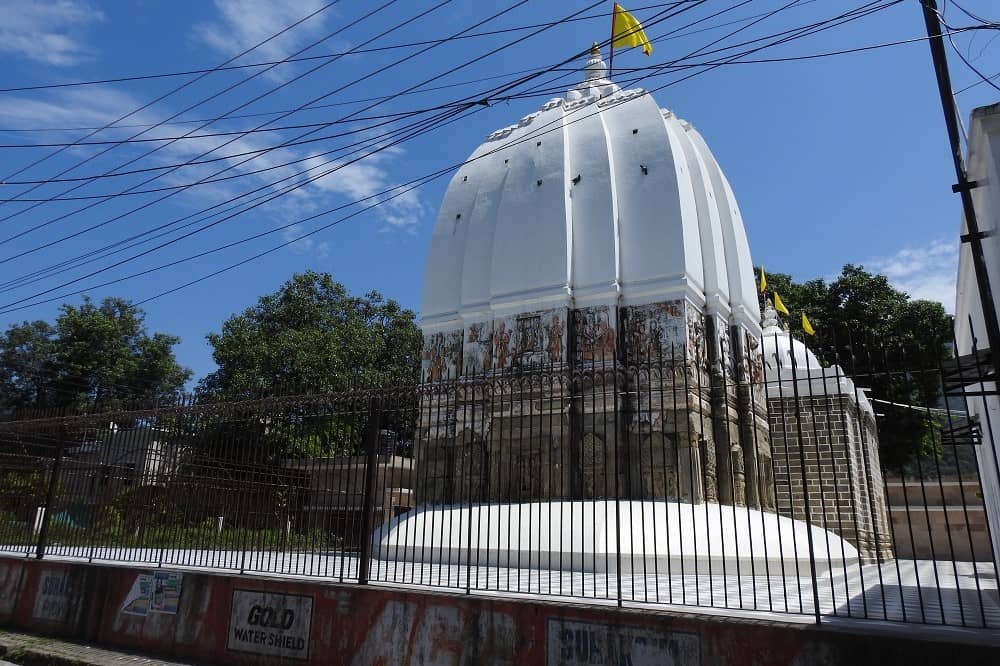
[761,302,823,374]
[421,46,759,333]
[760,301,875,416]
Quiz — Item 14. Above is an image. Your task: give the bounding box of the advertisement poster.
[150,571,183,614]
[120,574,153,616]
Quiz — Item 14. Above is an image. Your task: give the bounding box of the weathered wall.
[0,556,995,665]
[417,301,773,511]
[885,477,992,561]
[769,396,893,563]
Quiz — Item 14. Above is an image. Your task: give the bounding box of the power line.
[0,1,710,309]
[0,109,479,293]
[0,0,634,297]
[0,0,683,266]
[0,2,727,292]
[0,104,471,150]
[0,2,683,94]
[0,0,342,193]
[0,0,900,300]
[946,25,1000,92]
[129,0,910,308]
[0,0,902,314]
[0,0,824,139]
[955,68,1000,92]
[0,0,413,229]
[0,0,459,255]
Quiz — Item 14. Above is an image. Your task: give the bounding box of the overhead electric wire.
[0,0,700,267]
[0,109,485,296]
[0,103,477,150]
[0,0,906,314]
[955,69,1000,92]
[0,0,899,305]
[0,0,824,139]
[945,22,1000,93]
[130,0,911,308]
[0,0,413,232]
[0,0,589,257]
[0,0,644,304]
[0,106,483,292]
[0,0,710,309]
[0,1,721,292]
[0,0,791,185]
[0,1,342,192]
[0,2,684,94]
[0,0,701,198]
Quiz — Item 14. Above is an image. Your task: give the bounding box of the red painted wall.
[0,556,995,665]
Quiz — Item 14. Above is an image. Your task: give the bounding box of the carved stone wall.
[416,299,774,510]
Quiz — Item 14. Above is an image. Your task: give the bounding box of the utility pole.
[920,0,1000,380]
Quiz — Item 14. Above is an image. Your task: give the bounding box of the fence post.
[787,342,823,623]
[357,396,382,584]
[35,421,67,560]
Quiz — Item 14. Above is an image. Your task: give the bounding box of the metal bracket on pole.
[952,180,980,194]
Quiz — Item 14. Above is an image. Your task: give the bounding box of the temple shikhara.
[411,45,890,562]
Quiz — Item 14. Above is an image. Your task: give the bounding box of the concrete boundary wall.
[0,556,995,665]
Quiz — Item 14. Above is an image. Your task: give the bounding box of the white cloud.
[194,0,336,80]
[866,239,958,313]
[0,84,423,259]
[0,1,104,66]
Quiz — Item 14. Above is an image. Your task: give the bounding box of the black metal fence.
[0,330,997,630]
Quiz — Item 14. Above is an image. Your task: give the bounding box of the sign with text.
[32,569,78,624]
[227,589,313,661]
[546,618,700,666]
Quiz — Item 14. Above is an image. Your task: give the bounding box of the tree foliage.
[0,297,191,413]
[757,264,953,469]
[199,271,422,399]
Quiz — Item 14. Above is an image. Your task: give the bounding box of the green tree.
[199,271,422,398]
[195,272,422,461]
[757,264,953,470]
[0,297,191,413]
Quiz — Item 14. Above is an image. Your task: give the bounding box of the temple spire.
[584,42,609,82]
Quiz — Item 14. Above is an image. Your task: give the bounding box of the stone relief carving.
[422,330,463,382]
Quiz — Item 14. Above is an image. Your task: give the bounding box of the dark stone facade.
[416,299,775,511]
[768,394,893,562]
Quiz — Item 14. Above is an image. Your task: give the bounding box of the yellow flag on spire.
[802,312,816,336]
[612,4,653,56]
[773,292,789,315]
[758,266,767,294]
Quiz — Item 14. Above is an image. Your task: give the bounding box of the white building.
[954,101,1000,572]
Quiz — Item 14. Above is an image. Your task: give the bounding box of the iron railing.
[0,331,997,630]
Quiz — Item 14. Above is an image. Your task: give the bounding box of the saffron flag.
[612,4,653,56]
[758,266,767,294]
[773,292,789,315]
[802,312,816,336]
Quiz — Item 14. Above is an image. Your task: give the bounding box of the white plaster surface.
[4,545,995,630]
[373,500,860,574]
[421,48,759,334]
[955,102,1000,578]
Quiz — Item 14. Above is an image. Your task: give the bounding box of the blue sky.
[0,0,996,383]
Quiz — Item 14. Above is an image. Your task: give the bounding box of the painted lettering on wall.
[546,619,700,666]
[227,589,313,661]
[32,569,76,623]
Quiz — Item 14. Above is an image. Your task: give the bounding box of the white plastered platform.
[374,500,860,574]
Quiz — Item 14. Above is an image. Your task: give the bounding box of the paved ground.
[0,631,200,666]
[5,544,997,629]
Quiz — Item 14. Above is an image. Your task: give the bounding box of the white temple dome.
[422,45,760,334]
[761,302,824,374]
[760,301,875,417]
